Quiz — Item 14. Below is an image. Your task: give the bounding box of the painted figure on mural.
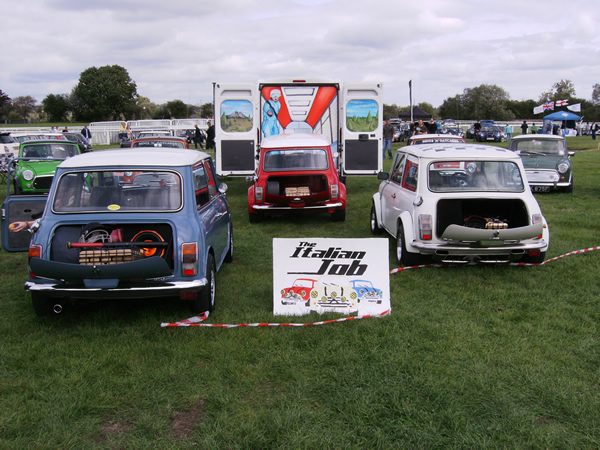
[262,89,282,137]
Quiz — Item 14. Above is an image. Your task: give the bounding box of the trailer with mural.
[213,80,383,177]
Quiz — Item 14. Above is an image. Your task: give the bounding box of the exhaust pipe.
[53,304,63,314]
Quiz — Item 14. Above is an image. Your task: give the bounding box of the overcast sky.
[3,0,599,109]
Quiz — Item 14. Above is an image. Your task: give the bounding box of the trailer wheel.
[193,254,215,314]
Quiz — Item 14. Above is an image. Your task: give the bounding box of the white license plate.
[532,186,551,192]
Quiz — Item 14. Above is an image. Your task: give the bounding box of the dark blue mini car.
[2,148,233,316]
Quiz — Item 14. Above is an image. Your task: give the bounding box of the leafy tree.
[42,93,70,122]
[506,99,538,119]
[71,65,137,121]
[538,79,576,103]
[0,90,11,121]
[438,95,463,120]
[130,95,158,120]
[9,96,37,121]
[164,100,188,119]
[383,104,400,120]
[591,83,600,105]
[417,102,436,116]
[460,84,514,121]
[199,102,214,118]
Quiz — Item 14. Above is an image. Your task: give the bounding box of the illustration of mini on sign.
[273,238,390,316]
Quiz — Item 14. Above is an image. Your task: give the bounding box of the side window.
[390,154,406,184]
[402,159,418,191]
[193,164,209,209]
[194,160,219,210]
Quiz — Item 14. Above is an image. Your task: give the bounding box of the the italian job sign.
[273,238,390,316]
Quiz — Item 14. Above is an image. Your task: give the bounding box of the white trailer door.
[341,83,383,175]
[214,83,260,176]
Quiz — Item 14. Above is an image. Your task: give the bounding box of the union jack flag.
[555,99,568,107]
[543,102,554,111]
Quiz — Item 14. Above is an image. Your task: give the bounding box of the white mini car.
[370,143,550,265]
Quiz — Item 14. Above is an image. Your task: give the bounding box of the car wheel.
[332,208,346,222]
[249,211,262,223]
[563,177,573,193]
[31,292,57,316]
[224,224,233,263]
[522,252,546,264]
[396,223,424,266]
[193,254,215,314]
[370,203,382,235]
[13,180,22,195]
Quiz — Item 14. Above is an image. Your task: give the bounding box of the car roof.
[58,148,209,169]
[261,133,331,149]
[401,143,521,161]
[511,134,565,141]
[22,140,79,146]
[132,136,187,142]
[409,134,464,140]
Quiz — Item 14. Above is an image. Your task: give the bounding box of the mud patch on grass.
[171,399,206,439]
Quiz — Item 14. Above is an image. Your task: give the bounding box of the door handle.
[391,193,396,199]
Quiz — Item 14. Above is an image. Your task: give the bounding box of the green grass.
[0,137,599,446]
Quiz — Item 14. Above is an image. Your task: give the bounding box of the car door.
[193,159,229,265]
[380,152,419,235]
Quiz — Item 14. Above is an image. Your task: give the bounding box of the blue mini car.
[2,148,233,316]
[349,279,382,304]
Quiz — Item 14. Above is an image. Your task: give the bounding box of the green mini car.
[14,140,82,194]
[509,134,574,193]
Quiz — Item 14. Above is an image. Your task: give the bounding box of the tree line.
[1,65,599,124]
[0,65,213,124]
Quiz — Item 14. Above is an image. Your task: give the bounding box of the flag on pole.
[543,102,554,111]
[567,103,581,112]
[533,105,544,114]
[555,99,568,107]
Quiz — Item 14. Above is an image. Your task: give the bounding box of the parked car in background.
[2,148,233,316]
[248,133,346,223]
[406,134,465,146]
[474,126,505,142]
[509,134,573,193]
[370,143,549,266]
[63,132,93,152]
[120,130,172,148]
[131,136,189,149]
[14,140,82,194]
[465,124,476,140]
[1,132,20,157]
[440,124,465,138]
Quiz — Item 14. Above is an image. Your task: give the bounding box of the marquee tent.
[398,106,433,121]
[542,110,581,135]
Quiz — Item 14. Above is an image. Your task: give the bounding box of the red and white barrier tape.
[161,308,391,328]
[162,246,598,328]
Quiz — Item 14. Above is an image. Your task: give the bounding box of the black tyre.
[370,203,382,235]
[193,254,215,314]
[563,177,573,193]
[249,212,262,223]
[224,224,233,263]
[396,224,424,266]
[332,208,346,222]
[522,252,546,264]
[31,292,56,317]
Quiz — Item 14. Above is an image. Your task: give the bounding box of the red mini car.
[248,133,346,222]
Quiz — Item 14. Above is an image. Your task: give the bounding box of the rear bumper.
[25,278,207,300]
[252,202,343,211]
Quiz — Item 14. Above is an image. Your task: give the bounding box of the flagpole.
[409,80,413,123]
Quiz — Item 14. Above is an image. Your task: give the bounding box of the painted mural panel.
[220,100,253,133]
[346,99,379,132]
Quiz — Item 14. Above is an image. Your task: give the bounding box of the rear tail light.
[532,214,544,239]
[181,242,198,276]
[255,186,263,202]
[330,184,339,201]
[419,214,432,240]
[28,245,42,278]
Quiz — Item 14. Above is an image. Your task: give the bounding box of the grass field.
[0,136,599,447]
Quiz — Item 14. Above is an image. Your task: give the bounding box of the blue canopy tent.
[542,111,581,135]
